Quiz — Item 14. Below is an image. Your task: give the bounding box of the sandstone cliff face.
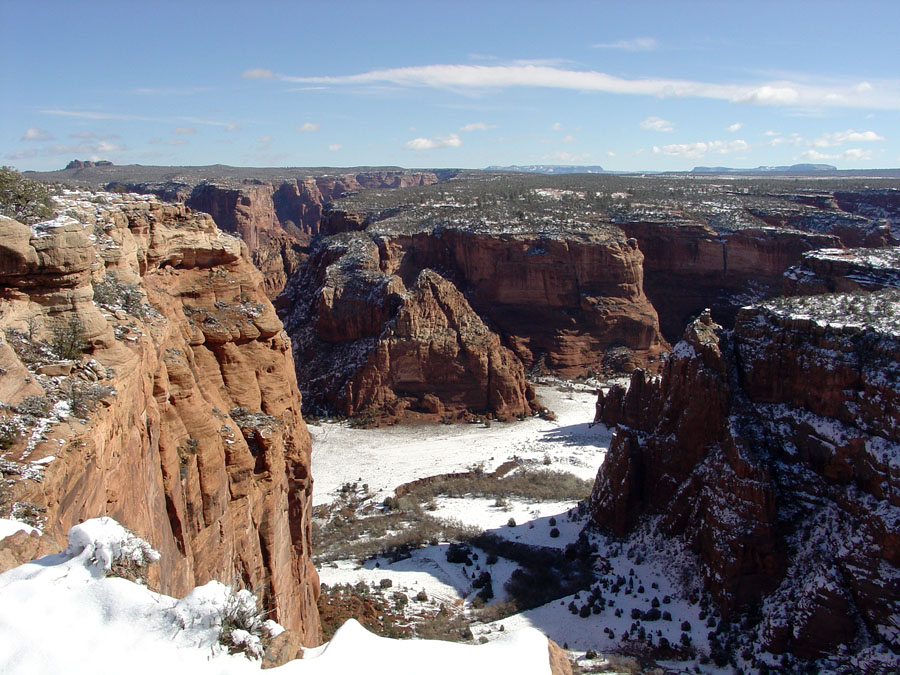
[783,246,900,295]
[283,231,537,420]
[109,171,441,299]
[0,193,320,644]
[616,220,841,341]
[284,220,668,418]
[590,298,900,660]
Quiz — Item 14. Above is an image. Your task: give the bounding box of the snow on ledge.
[0,516,555,675]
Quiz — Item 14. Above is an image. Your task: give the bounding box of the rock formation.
[283,231,538,420]
[783,246,900,295]
[283,213,668,419]
[102,170,442,298]
[589,294,900,662]
[616,219,842,341]
[0,192,320,644]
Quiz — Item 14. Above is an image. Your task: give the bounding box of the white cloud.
[592,37,659,51]
[551,122,563,131]
[242,68,275,79]
[607,151,616,157]
[4,149,37,160]
[460,122,492,131]
[763,130,781,137]
[257,135,272,143]
[328,144,343,151]
[653,142,708,159]
[708,139,749,154]
[172,127,196,135]
[640,116,674,132]
[727,122,743,132]
[653,139,749,158]
[544,151,590,162]
[297,122,320,132]
[798,147,873,162]
[403,133,462,150]
[22,127,54,141]
[225,123,242,132]
[8,138,125,160]
[812,129,884,147]
[262,64,900,110]
[562,135,576,144]
[732,85,800,105]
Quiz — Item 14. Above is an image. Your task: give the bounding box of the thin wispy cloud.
[592,37,659,51]
[640,116,674,132]
[172,127,196,135]
[22,127,54,141]
[798,147,873,162]
[653,139,750,158]
[242,68,276,80]
[727,122,743,132]
[404,133,462,150]
[247,64,900,110]
[812,129,884,147]
[6,139,124,161]
[460,122,493,131]
[328,144,343,151]
[297,122,320,132]
[40,109,236,128]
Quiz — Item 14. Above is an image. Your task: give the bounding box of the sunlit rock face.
[0,192,320,645]
[589,296,900,661]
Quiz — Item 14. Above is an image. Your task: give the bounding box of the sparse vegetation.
[50,315,90,360]
[92,273,147,317]
[0,166,55,224]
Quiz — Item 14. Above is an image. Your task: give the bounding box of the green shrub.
[0,166,55,224]
[50,316,89,360]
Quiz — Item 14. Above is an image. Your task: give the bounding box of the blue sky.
[3,0,899,172]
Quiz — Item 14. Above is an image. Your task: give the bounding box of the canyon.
[0,192,319,644]
[10,164,900,669]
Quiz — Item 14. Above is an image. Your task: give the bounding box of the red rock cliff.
[590,297,900,660]
[0,193,320,644]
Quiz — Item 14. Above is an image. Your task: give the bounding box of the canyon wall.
[0,193,320,644]
[283,223,667,418]
[616,220,842,341]
[589,296,900,660]
[108,171,441,298]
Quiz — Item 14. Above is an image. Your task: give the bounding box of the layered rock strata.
[283,232,538,420]
[104,171,441,298]
[0,193,320,643]
[616,220,842,341]
[783,246,900,294]
[283,222,667,418]
[590,297,900,660]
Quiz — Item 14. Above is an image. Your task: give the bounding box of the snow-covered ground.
[309,383,609,506]
[0,518,555,675]
[310,380,722,669]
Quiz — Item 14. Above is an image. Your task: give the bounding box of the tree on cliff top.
[0,166,55,224]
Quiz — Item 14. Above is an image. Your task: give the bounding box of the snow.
[309,383,607,506]
[0,518,39,541]
[0,517,555,674]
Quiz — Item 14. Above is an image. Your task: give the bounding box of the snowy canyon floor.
[309,381,723,673]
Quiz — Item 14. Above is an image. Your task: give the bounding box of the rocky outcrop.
[104,171,442,299]
[589,297,900,661]
[284,219,668,418]
[616,220,841,341]
[783,246,900,295]
[285,232,537,420]
[0,193,320,644]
